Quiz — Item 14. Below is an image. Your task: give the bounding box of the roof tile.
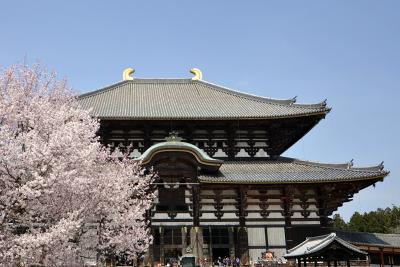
[78,79,329,119]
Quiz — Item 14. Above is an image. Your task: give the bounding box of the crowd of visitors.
[214,256,241,267]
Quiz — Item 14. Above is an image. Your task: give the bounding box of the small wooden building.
[78,68,388,265]
[336,231,400,267]
[284,233,368,267]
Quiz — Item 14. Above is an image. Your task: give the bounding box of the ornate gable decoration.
[135,132,223,171]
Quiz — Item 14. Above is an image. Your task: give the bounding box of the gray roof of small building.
[374,233,400,247]
[78,79,330,120]
[198,157,388,184]
[284,233,367,259]
[336,231,400,248]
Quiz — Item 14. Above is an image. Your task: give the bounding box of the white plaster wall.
[221,205,237,210]
[248,228,266,246]
[152,213,192,220]
[236,142,250,147]
[308,204,317,210]
[236,148,250,157]
[247,204,261,210]
[214,149,227,157]
[222,190,236,195]
[254,148,268,157]
[203,221,239,226]
[152,221,194,226]
[221,212,238,219]
[201,199,216,203]
[246,221,285,226]
[246,212,263,219]
[201,205,217,211]
[267,227,286,246]
[174,213,192,220]
[200,213,217,219]
[201,190,215,195]
[291,221,320,225]
[267,212,284,219]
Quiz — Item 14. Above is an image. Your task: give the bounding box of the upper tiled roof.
[198,157,388,184]
[78,79,330,120]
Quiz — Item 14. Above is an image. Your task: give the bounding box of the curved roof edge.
[135,140,223,169]
[286,157,388,173]
[77,78,331,120]
[284,232,367,259]
[197,157,388,185]
[79,78,331,110]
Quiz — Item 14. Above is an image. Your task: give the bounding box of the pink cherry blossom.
[0,64,156,266]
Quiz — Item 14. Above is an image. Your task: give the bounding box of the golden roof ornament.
[165,131,183,142]
[123,68,135,81]
[190,68,203,81]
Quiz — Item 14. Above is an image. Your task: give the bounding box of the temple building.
[78,68,388,265]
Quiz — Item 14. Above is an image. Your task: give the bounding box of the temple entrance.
[212,248,230,263]
[204,227,232,263]
[164,248,182,266]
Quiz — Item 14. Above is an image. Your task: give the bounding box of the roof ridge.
[78,79,193,99]
[78,80,128,99]
[306,233,336,251]
[196,80,299,106]
[373,233,400,236]
[197,80,331,111]
[288,157,385,173]
[78,79,330,115]
[219,157,386,174]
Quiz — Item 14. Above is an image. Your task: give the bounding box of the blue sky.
[1,1,399,221]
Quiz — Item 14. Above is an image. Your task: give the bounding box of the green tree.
[332,214,348,230]
[348,212,366,232]
[345,205,400,233]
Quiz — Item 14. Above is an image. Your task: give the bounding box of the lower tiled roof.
[198,157,388,184]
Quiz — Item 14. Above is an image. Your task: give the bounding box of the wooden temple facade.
[78,68,388,265]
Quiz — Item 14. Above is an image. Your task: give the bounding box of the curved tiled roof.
[198,157,388,184]
[78,79,330,120]
[284,233,367,259]
[135,140,223,169]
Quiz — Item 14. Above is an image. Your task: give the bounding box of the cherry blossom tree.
[0,64,156,266]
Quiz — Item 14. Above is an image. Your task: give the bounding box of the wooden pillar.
[298,258,301,267]
[143,126,151,151]
[191,226,204,267]
[159,226,164,266]
[209,226,213,264]
[334,260,337,267]
[380,248,385,267]
[347,259,350,267]
[192,186,200,227]
[327,260,331,267]
[314,259,317,267]
[229,227,235,259]
[144,239,154,267]
[316,187,328,228]
[182,227,188,255]
[227,126,236,159]
[281,186,293,249]
[304,258,307,267]
[143,211,154,267]
[237,186,249,265]
[191,184,203,266]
